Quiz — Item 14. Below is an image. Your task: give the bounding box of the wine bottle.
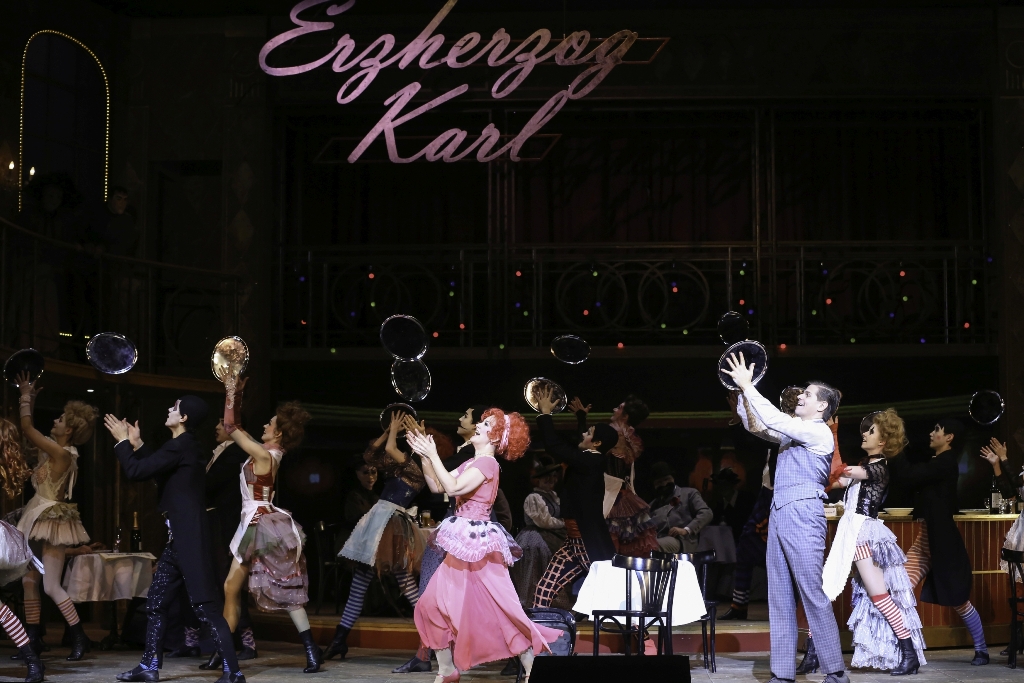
[990,477,1002,515]
[130,511,142,553]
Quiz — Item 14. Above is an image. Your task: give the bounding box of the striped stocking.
[0,604,29,648]
[394,570,419,607]
[870,593,910,639]
[340,565,374,630]
[955,602,987,652]
[23,599,40,626]
[56,598,80,626]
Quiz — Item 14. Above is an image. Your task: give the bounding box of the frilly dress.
[0,521,41,586]
[604,424,658,556]
[822,459,926,670]
[340,441,426,572]
[17,444,90,547]
[227,446,309,612]
[415,457,561,671]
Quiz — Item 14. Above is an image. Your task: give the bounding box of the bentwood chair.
[592,554,674,656]
[312,521,343,614]
[654,549,717,670]
[1002,547,1024,668]
[513,608,577,682]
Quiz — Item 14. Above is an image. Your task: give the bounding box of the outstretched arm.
[16,373,69,463]
[224,377,272,473]
[723,353,832,454]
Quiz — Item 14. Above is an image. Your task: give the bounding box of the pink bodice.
[452,457,500,521]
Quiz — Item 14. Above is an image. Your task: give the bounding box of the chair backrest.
[1002,547,1024,586]
[312,521,336,566]
[612,553,673,613]
[525,607,576,656]
[689,549,716,599]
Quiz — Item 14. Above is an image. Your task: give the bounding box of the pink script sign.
[259,0,640,163]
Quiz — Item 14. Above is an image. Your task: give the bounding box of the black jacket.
[889,449,972,606]
[115,431,219,604]
[536,414,615,562]
[204,442,248,564]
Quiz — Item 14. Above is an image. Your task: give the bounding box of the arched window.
[19,31,109,209]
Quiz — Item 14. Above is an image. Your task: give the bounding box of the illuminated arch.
[19,30,111,210]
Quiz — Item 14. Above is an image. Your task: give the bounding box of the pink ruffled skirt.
[415,551,562,671]
[431,515,523,566]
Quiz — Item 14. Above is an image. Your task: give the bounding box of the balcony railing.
[0,217,240,375]
[275,240,994,350]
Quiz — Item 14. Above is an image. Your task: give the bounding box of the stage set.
[3,0,1024,682]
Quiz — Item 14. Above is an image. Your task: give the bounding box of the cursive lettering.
[261,0,642,162]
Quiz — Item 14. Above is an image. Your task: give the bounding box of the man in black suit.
[531,386,616,607]
[197,417,258,668]
[105,396,244,683]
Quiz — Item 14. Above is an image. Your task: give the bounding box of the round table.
[62,552,155,602]
[572,558,707,626]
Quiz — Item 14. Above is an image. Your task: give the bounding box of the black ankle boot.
[970,650,989,666]
[323,625,350,661]
[299,629,323,673]
[214,672,246,683]
[67,622,91,661]
[199,651,224,670]
[720,605,749,620]
[796,636,819,674]
[116,665,159,682]
[11,625,43,660]
[392,655,432,673]
[499,657,520,676]
[20,645,43,683]
[890,638,919,676]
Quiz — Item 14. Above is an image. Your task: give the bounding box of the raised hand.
[388,411,405,435]
[127,420,142,449]
[16,371,40,397]
[569,397,591,414]
[407,430,438,460]
[722,352,755,390]
[104,414,130,442]
[401,414,425,436]
[535,384,557,415]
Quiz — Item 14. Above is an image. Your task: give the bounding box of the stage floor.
[8,628,1021,683]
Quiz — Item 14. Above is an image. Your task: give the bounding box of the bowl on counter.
[960,508,991,514]
[881,508,914,516]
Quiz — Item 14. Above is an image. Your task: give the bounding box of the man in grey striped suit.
[724,354,848,683]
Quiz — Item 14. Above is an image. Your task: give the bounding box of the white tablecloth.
[62,553,155,603]
[697,524,737,564]
[572,559,707,626]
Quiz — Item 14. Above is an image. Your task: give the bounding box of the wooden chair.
[592,554,674,656]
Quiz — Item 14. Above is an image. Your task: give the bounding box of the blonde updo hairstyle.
[64,400,99,446]
[860,408,909,459]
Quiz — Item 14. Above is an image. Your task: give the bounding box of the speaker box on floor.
[528,655,691,683]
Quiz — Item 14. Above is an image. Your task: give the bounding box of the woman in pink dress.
[408,408,561,683]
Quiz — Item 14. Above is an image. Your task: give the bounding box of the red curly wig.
[480,408,529,461]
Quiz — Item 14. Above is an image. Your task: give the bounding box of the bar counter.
[798,513,1018,648]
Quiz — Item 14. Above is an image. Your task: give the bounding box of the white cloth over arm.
[523,493,564,530]
[739,387,834,455]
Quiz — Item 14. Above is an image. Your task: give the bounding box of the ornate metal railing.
[275,240,994,350]
[0,217,240,375]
